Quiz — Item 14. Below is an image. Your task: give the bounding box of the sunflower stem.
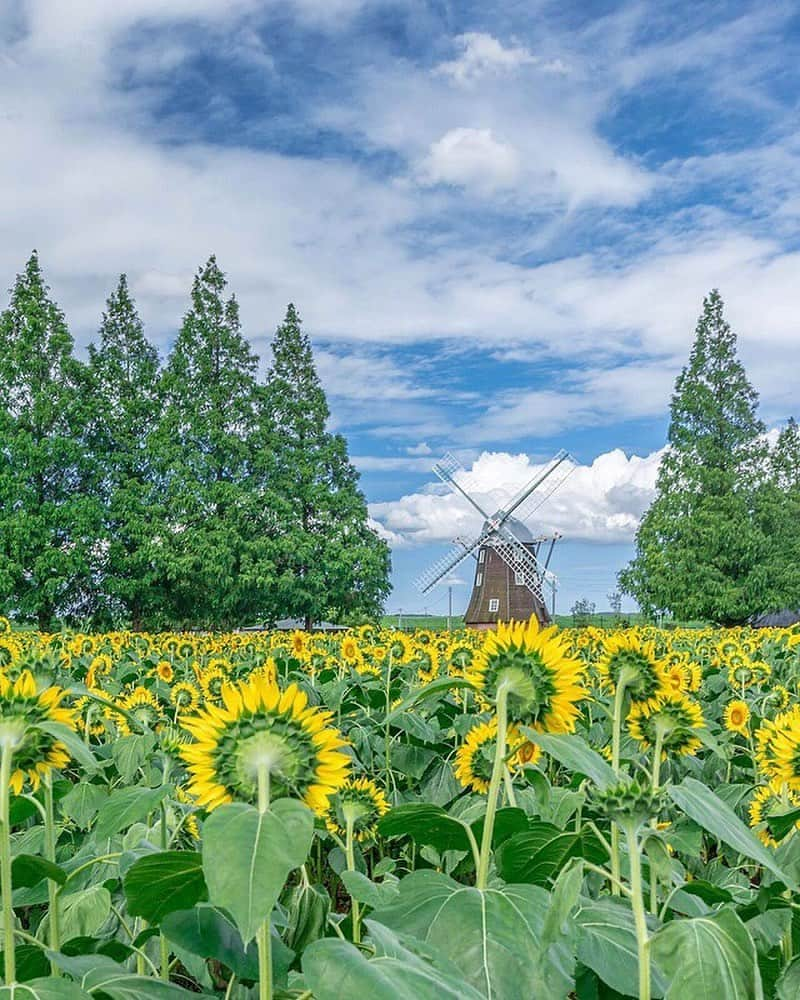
[610,676,629,897]
[257,765,272,1000]
[0,743,16,984]
[476,682,509,890]
[624,823,651,1000]
[159,798,170,981]
[44,773,61,976]
[345,816,361,944]
[502,766,517,808]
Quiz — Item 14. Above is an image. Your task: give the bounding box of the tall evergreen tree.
[88,275,164,626]
[0,252,99,627]
[756,418,800,612]
[619,290,777,624]
[265,304,390,628]
[154,256,274,625]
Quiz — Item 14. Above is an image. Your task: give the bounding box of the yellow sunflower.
[155,660,174,684]
[749,780,800,847]
[170,681,201,713]
[324,776,390,842]
[453,717,542,794]
[596,633,669,704]
[180,676,350,814]
[757,707,800,790]
[466,617,586,732]
[627,692,704,758]
[0,671,78,794]
[723,700,750,735]
[199,666,228,702]
[114,686,164,735]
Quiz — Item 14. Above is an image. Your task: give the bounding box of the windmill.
[415,450,576,628]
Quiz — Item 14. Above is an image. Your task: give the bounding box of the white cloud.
[421,127,521,194]
[370,447,664,547]
[436,32,536,85]
[406,442,432,456]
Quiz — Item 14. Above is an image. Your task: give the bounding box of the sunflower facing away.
[466,617,586,732]
[749,780,800,847]
[756,706,800,791]
[627,692,705,758]
[0,671,78,794]
[596,633,669,704]
[324,776,390,842]
[180,675,350,814]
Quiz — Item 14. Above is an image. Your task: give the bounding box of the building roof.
[484,515,536,544]
[751,609,800,628]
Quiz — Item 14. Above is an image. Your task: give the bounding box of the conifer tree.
[619,290,775,624]
[0,252,99,627]
[154,256,274,625]
[88,275,164,626]
[265,304,390,627]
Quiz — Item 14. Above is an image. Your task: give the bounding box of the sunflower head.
[114,686,164,736]
[453,717,542,794]
[628,692,704,758]
[180,677,350,814]
[723,700,750,735]
[156,660,174,684]
[324,776,389,842]
[0,671,78,794]
[466,618,586,731]
[749,780,800,847]
[170,680,200,712]
[597,634,668,704]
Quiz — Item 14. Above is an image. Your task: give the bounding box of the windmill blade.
[414,525,492,594]
[491,529,547,604]
[432,452,493,521]
[498,450,573,525]
[510,458,576,527]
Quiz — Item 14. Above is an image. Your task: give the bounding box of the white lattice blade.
[511,457,577,525]
[500,449,569,520]
[414,528,488,593]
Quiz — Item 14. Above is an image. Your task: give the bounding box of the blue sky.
[1,1,799,616]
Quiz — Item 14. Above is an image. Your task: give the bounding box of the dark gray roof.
[751,609,800,628]
[484,515,535,544]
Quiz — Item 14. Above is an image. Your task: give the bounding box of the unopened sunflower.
[324,776,389,842]
[0,671,78,794]
[180,676,350,814]
[466,617,585,732]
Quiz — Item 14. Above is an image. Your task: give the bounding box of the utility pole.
[447,584,453,632]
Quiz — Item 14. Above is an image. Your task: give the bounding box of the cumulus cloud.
[421,127,521,194]
[436,33,536,85]
[369,447,664,547]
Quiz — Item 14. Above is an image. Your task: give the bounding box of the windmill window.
[476,572,483,587]
[478,549,485,563]
[514,572,524,585]
[488,598,500,612]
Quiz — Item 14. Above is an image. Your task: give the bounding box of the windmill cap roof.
[484,515,535,544]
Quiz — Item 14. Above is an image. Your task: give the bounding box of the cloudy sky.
[2,1,798,616]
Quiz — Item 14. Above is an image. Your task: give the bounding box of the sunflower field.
[1,618,800,999]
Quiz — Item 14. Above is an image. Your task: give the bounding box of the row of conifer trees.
[0,252,391,629]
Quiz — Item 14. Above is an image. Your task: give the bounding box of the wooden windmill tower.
[415,451,575,628]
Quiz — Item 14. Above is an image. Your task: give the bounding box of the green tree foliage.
[0,252,100,627]
[265,304,391,627]
[154,257,276,626]
[88,275,165,627]
[619,290,798,624]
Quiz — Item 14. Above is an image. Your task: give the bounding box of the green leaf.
[56,886,112,944]
[60,783,108,830]
[94,786,168,841]
[650,908,764,999]
[12,854,67,888]
[37,722,98,773]
[47,952,192,998]
[378,804,472,854]
[0,980,91,999]
[371,869,573,998]
[575,898,667,998]
[112,734,156,784]
[522,731,616,790]
[765,806,800,843]
[302,933,485,1000]
[470,808,530,849]
[541,858,584,951]
[202,799,313,943]
[668,778,799,889]
[777,956,800,999]
[123,851,207,924]
[496,826,605,886]
[341,870,400,909]
[161,904,259,981]
[383,677,474,724]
